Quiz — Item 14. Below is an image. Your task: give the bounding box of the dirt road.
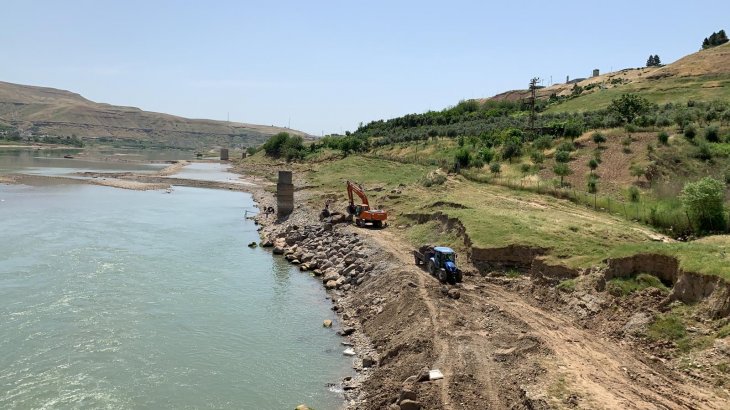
[356,228,728,409]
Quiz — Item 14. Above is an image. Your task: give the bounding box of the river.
[0,148,352,409]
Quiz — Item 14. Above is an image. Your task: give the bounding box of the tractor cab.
[433,247,457,274]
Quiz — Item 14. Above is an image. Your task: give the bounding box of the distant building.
[592,69,600,77]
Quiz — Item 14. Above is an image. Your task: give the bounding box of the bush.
[454,148,471,168]
[592,132,606,147]
[470,158,485,169]
[684,124,697,141]
[533,135,553,150]
[657,131,669,145]
[520,163,532,174]
[705,126,720,143]
[556,141,575,152]
[628,186,640,202]
[490,162,501,174]
[262,132,305,161]
[553,163,572,186]
[421,172,447,187]
[695,141,713,161]
[479,147,495,163]
[680,177,727,232]
[555,150,571,163]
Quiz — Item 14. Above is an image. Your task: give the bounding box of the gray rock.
[325,280,338,289]
[447,289,461,299]
[362,356,376,368]
[622,312,653,336]
[398,399,421,410]
[416,367,430,382]
[273,246,285,255]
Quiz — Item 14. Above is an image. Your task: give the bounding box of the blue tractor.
[413,245,463,284]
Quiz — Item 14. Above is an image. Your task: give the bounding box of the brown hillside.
[486,42,730,103]
[0,81,310,148]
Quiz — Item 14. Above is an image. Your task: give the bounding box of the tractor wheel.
[438,269,447,283]
[355,219,362,227]
[373,220,383,228]
[454,270,463,283]
[427,260,437,276]
[414,255,420,265]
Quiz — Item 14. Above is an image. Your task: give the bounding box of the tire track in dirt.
[356,227,727,409]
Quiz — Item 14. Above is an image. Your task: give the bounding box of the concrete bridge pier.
[277,171,294,218]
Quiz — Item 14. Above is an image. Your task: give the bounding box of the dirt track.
[354,228,728,409]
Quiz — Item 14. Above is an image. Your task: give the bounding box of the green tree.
[592,132,606,148]
[587,175,598,194]
[553,163,572,186]
[454,148,471,169]
[479,147,495,163]
[705,126,720,143]
[680,177,727,232]
[555,150,571,163]
[657,131,669,145]
[588,158,598,174]
[609,94,651,124]
[684,124,697,141]
[490,162,501,175]
[630,163,646,181]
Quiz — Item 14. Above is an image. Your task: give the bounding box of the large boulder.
[398,400,422,410]
[325,280,338,289]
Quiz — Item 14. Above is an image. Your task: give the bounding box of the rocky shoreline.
[250,190,382,409]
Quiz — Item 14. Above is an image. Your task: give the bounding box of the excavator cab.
[346,181,387,228]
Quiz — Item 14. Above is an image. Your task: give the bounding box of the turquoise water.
[0,170,351,408]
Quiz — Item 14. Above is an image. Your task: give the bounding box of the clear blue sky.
[2,1,728,135]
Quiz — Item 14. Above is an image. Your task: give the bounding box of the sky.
[2,1,729,135]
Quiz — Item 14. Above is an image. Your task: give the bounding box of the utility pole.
[528,77,540,131]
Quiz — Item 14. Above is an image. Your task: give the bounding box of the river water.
[0,149,352,409]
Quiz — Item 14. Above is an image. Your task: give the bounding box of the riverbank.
[235,157,730,410]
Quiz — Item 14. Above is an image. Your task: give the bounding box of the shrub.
[684,124,697,141]
[262,132,305,161]
[587,176,598,193]
[705,126,720,143]
[454,148,471,168]
[421,172,447,187]
[628,186,640,202]
[470,158,485,169]
[530,151,545,164]
[520,163,532,174]
[555,150,571,163]
[533,135,553,150]
[479,148,495,163]
[592,132,606,147]
[553,163,572,186]
[557,141,575,152]
[588,158,598,173]
[695,141,713,161]
[680,177,727,232]
[490,162,501,174]
[657,131,669,145]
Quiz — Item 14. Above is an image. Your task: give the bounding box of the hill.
[0,81,309,148]
[489,42,730,112]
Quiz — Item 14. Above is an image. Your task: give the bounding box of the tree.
[454,148,471,169]
[646,54,661,67]
[657,131,669,145]
[592,132,606,148]
[490,162,501,175]
[588,158,598,174]
[501,137,522,163]
[684,124,697,141]
[630,163,646,181]
[608,94,651,124]
[587,175,598,194]
[702,30,729,49]
[553,163,572,186]
[680,177,727,232]
[555,150,571,163]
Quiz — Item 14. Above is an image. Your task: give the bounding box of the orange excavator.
[346,181,387,228]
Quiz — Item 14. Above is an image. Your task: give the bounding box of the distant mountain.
[0,81,310,148]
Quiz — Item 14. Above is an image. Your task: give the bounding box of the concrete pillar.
[277,170,294,218]
[220,148,229,160]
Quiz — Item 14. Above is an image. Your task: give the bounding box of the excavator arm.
[346,181,369,207]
